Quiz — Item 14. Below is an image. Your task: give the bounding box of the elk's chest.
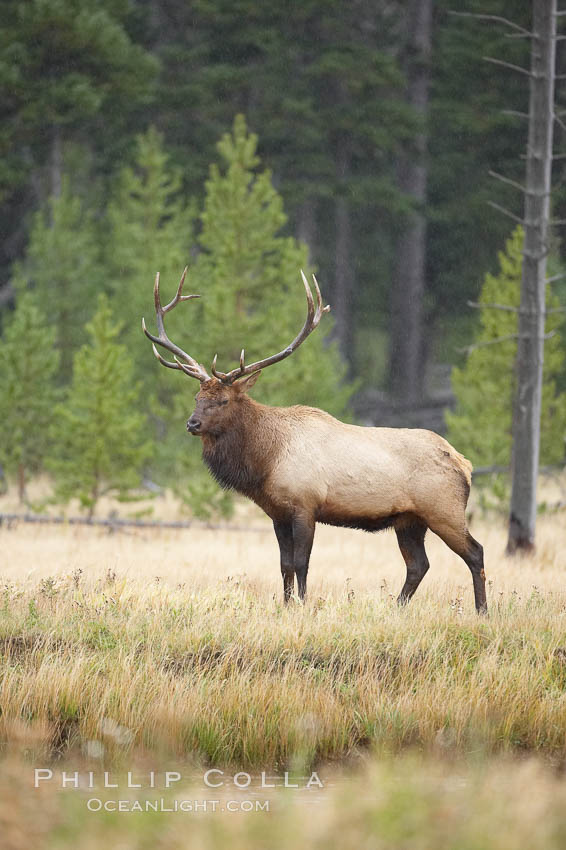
[202,436,265,497]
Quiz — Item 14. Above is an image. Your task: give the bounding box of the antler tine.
[215,271,330,384]
[159,267,200,313]
[150,342,179,370]
[150,343,208,381]
[300,269,316,326]
[173,356,211,380]
[211,353,229,381]
[311,273,332,319]
[143,268,210,382]
[221,348,247,381]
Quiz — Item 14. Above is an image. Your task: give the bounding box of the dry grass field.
[1,483,566,848]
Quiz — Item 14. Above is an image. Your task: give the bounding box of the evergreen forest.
[1,0,565,515]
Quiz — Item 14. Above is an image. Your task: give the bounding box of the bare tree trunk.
[389,0,433,404]
[333,140,355,362]
[18,463,25,504]
[507,0,556,554]
[50,125,62,201]
[296,198,317,265]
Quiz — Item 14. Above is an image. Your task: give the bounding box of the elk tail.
[454,451,473,490]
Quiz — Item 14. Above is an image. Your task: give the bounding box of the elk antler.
[142,268,211,382]
[211,270,331,384]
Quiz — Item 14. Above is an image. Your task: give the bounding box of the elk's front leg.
[292,514,315,601]
[273,519,294,603]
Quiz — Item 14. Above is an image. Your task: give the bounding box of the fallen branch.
[0,512,270,534]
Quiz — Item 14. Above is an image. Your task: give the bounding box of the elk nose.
[187,417,201,434]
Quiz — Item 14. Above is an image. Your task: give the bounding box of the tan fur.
[260,405,471,537]
[191,381,473,548]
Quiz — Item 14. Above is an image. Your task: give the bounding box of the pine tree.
[0,293,60,501]
[167,115,353,513]
[49,295,150,516]
[193,114,352,412]
[0,0,157,201]
[105,127,196,484]
[446,227,566,495]
[11,178,102,382]
[106,126,195,388]
[152,1,412,375]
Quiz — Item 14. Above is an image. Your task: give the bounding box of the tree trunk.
[50,125,62,201]
[88,479,99,520]
[507,0,556,554]
[333,141,354,362]
[296,197,317,265]
[18,463,25,504]
[389,0,433,405]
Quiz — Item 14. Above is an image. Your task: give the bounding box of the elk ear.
[236,371,261,393]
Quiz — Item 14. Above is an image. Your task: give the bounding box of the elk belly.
[317,461,415,531]
[272,423,417,529]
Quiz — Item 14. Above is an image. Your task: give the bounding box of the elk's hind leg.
[395,519,429,605]
[461,531,487,614]
[273,519,294,603]
[428,522,487,614]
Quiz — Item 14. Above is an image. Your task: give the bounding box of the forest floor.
[1,485,566,848]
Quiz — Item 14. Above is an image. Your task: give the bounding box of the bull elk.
[143,268,487,613]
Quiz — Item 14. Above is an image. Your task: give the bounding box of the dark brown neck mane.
[201,398,282,498]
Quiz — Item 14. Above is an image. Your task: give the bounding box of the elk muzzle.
[186,416,202,435]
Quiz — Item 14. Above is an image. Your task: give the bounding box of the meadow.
[1,485,566,848]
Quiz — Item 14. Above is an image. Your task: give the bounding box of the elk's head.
[186,373,260,436]
[142,267,330,438]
